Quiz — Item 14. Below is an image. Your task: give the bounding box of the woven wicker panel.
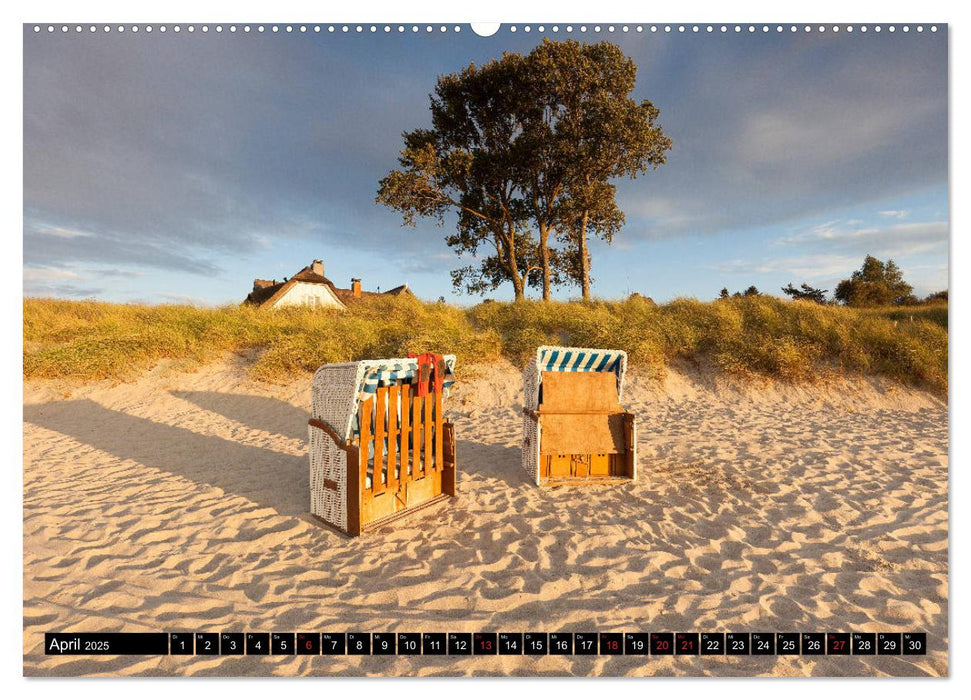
[311,362,365,442]
[522,412,540,485]
[308,423,347,531]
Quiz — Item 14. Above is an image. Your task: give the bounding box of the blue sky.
[23,24,948,304]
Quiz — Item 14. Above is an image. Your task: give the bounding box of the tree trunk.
[505,225,525,301]
[579,209,591,301]
[539,224,551,301]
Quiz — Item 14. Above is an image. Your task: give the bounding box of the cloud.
[24,219,221,275]
[616,31,947,240]
[711,253,862,279]
[22,27,947,301]
[880,210,909,219]
[776,219,948,259]
[23,281,104,298]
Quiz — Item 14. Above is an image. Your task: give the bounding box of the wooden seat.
[529,368,635,484]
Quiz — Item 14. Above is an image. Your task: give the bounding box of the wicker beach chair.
[522,346,637,486]
[308,354,457,535]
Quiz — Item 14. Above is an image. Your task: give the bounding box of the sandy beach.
[22,356,948,676]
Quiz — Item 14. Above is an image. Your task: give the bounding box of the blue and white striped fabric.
[536,346,626,397]
[538,347,624,375]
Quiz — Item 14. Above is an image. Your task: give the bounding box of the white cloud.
[711,253,862,279]
[879,210,909,219]
[776,219,948,259]
[22,267,81,282]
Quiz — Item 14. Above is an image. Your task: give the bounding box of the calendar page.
[22,18,948,678]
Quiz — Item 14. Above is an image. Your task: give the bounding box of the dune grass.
[23,295,948,394]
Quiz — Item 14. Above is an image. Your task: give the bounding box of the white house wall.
[273,282,345,310]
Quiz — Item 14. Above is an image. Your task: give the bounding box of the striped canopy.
[351,355,456,437]
[535,345,626,398]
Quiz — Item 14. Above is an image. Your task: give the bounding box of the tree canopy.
[782,282,828,304]
[834,255,915,307]
[377,39,671,301]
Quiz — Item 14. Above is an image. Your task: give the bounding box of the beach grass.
[23,295,948,394]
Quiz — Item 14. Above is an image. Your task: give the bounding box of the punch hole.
[471,23,500,37]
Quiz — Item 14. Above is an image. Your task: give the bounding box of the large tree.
[377,40,671,301]
[834,255,914,307]
[525,39,671,300]
[376,56,537,300]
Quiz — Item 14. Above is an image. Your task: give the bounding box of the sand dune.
[22,357,948,676]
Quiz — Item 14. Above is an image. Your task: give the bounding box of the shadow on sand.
[24,399,308,516]
[170,390,310,441]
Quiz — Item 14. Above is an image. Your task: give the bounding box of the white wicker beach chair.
[308,354,457,535]
[522,346,636,486]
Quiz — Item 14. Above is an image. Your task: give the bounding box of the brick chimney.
[351,278,362,298]
[311,259,324,277]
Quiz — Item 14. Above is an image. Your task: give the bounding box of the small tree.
[782,282,828,304]
[834,255,914,307]
[743,285,760,297]
[718,287,730,299]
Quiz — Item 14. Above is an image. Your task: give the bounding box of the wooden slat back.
[412,389,422,478]
[434,390,444,472]
[423,392,433,474]
[358,382,448,495]
[358,397,372,498]
[372,387,387,494]
[386,385,399,492]
[399,384,410,483]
